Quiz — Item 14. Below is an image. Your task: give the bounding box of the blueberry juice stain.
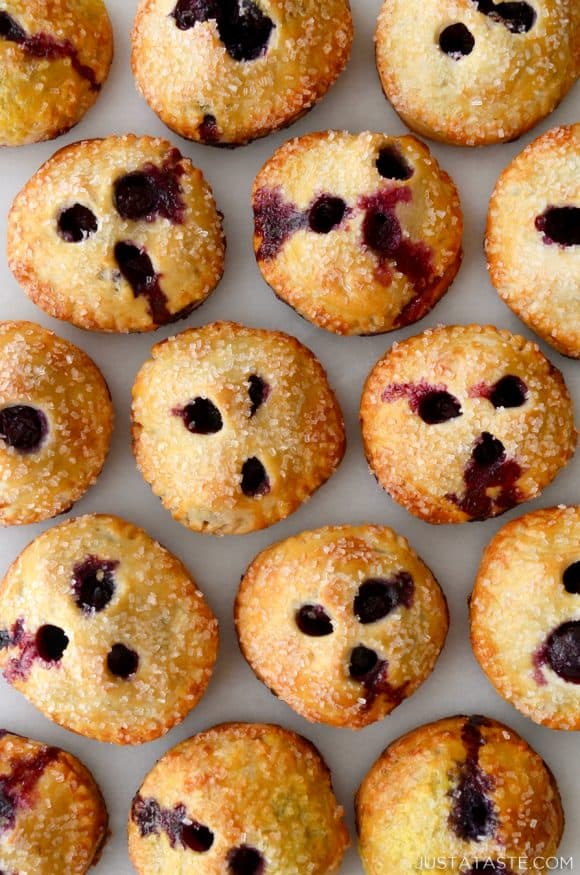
[447,432,522,519]
[0,744,59,834]
[114,241,173,325]
[449,716,498,842]
[0,11,100,90]
[113,150,186,224]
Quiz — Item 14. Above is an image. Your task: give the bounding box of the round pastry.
[0,0,113,147]
[360,325,576,524]
[236,524,448,728]
[356,715,564,874]
[486,124,580,358]
[131,322,346,535]
[471,505,580,730]
[129,722,349,874]
[0,514,218,744]
[0,321,113,526]
[131,0,353,147]
[8,135,225,333]
[0,730,107,874]
[252,131,463,336]
[375,0,578,146]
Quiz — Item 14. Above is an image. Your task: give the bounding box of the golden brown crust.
[486,124,580,358]
[356,715,564,874]
[0,0,113,147]
[131,0,353,146]
[471,505,580,730]
[8,135,225,333]
[375,0,578,146]
[0,730,108,874]
[0,514,218,744]
[236,524,448,728]
[360,324,576,524]
[129,722,350,874]
[131,321,346,535]
[0,321,113,525]
[252,131,463,335]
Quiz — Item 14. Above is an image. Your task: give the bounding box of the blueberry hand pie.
[487,124,580,358]
[0,514,218,744]
[471,505,580,729]
[236,524,448,728]
[129,723,349,874]
[8,135,225,333]
[375,0,578,146]
[0,730,108,874]
[131,0,353,146]
[0,0,113,146]
[360,325,575,523]
[131,321,346,535]
[0,321,113,526]
[253,131,463,335]
[356,715,564,874]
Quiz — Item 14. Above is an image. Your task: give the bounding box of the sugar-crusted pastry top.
[360,324,576,524]
[8,135,225,333]
[471,505,580,730]
[0,514,218,744]
[236,524,448,728]
[375,0,578,146]
[131,0,353,146]
[486,124,580,358]
[129,722,349,874]
[357,715,564,875]
[0,730,108,874]
[253,131,463,335]
[0,321,113,526]
[0,0,113,146]
[132,322,346,535]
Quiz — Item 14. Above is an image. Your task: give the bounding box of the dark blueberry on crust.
[474,0,536,33]
[563,562,580,595]
[418,390,462,424]
[72,556,118,613]
[181,821,214,852]
[354,573,414,624]
[254,188,306,260]
[308,195,347,234]
[449,717,497,842]
[114,241,172,325]
[113,153,186,223]
[296,604,334,637]
[241,457,270,497]
[172,0,275,62]
[57,205,98,242]
[35,625,69,663]
[176,398,223,435]
[538,621,580,684]
[227,845,265,875]
[0,11,26,43]
[535,206,580,247]
[107,643,139,679]
[349,644,380,681]
[248,375,270,416]
[439,23,475,59]
[376,145,414,180]
[0,406,47,454]
[488,375,528,408]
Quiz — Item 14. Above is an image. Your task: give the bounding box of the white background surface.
[0,2,578,872]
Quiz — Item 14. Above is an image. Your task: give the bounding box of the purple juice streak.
[360,188,434,293]
[449,716,498,842]
[114,241,173,325]
[132,795,213,851]
[114,150,186,224]
[0,743,59,833]
[447,433,522,520]
[0,13,100,91]
[254,187,307,260]
[381,379,448,411]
